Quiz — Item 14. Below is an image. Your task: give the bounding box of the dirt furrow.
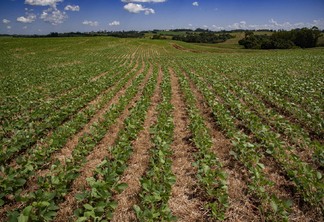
[54,62,153,221]
[111,67,163,222]
[168,68,205,222]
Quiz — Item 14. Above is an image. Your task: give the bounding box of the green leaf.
[94,207,104,213]
[43,211,57,221]
[257,163,265,169]
[76,217,88,222]
[17,178,26,187]
[116,183,128,193]
[84,211,96,218]
[83,204,94,211]
[0,198,4,207]
[39,201,50,207]
[109,201,118,210]
[18,206,32,222]
[270,200,278,213]
[18,214,29,222]
[316,172,322,180]
[22,206,33,216]
[133,205,141,215]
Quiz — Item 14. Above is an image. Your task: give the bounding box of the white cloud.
[25,0,63,6]
[7,26,11,29]
[40,7,67,25]
[124,3,155,15]
[109,20,120,26]
[2,19,10,24]
[212,25,224,30]
[64,5,80,11]
[23,26,28,29]
[188,24,192,27]
[312,19,324,28]
[17,13,36,23]
[82,20,99,27]
[203,25,208,28]
[192,2,199,6]
[228,21,247,29]
[226,19,324,30]
[122,0,166,2]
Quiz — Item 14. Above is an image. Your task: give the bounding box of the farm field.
[0,36,323,221]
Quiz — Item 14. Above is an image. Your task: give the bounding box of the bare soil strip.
[181,69,261,221]
[168,68,205,222]
[54,62,154,221]
[111,66,163,222]
[90,71,110,82]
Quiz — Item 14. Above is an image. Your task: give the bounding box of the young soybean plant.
[174,66,228,221]
[134,66,176,222]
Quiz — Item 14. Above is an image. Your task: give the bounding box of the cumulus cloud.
[122,0,166,2]
[109,20,120,26]
[82,20,99,27]
[228,21,247,29]
[192,2,199,6]
[124,3,155,15]
[226,19,324,30]
[212,25,224,30]
[2,19,10,24]
[64,5,80,11]
[17,13,36,23]
[40,7,67,25]
[25,0,63,6]
[7,26,11,29]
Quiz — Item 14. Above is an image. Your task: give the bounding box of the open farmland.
[0,37,323,221]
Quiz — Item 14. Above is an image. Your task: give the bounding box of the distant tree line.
[4,31,145,38]
[239,27,322,49]
[47,31,145,38]
[172,32,234,44]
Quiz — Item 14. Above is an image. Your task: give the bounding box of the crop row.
[182,66,292,221]
[195,61,323,168]
[4,64,148,221]
[134,66,176,221]
[0,46,128,125]
[0,59,141,209]
[74,64,159,221]
[174,65,228,220]
[186,62,323,211]
[0,57,135,165]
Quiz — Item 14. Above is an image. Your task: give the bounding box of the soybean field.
[0,37,323,221]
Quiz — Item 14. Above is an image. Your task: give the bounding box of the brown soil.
[168,68,206,221]
[54,62,154,221]
[111,66,163,222]
[172,44,200,53]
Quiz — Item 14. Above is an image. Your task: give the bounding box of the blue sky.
[1,0,323,34]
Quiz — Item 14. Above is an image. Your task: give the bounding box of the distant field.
[0,37,323,221]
